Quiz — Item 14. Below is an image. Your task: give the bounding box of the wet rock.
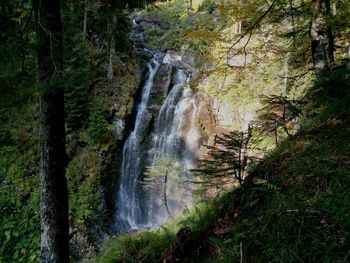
[181,50,196,68]
[149,63,174,114]
[133,14,165,31]
[134,110,152,142]
[163,50,194,74]
[113,118,125,140]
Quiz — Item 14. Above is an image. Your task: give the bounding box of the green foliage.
[0,185,40,263]
[140,0,223,55]
[255,95,304,145]
[197,0,215,13]
[93,228,176,263]
[87,102,112,144]
[65,72,91,132]
[113,12,131,53]
[144,155,182,218]
[93,0,350,259]
[1,0,350,262]
[0,76,40,263]
[66,148,105,229]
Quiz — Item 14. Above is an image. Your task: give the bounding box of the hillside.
[0,0,349,262]
[93,0,350,262]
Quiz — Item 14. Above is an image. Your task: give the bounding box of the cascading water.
[115,57,161,232]
[115,19,202,234]
[145,62,201,227]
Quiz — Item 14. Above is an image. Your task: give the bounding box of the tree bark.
[310,0,328,75]
[326,0,335,63]
[107,16,115,81]
[83,0,88,37]
[37,0,69,262]
[347,44,350,70]
[163,165,173,220]
[188,0,193,14]
[234,21,242,34]
[310,0,334,75]
[107,38,115,80]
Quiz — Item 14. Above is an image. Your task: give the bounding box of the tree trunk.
[37,0,69,262]
[331,0,336,16]
[107,38,115,80]
[310,0,328,75]
[283,55,289,92]
[83,0,88,37]
[163,166,173,219]
[241,126,252,175]
[326,0,335,63]
[107,16,116,81]
[347,44,350,70]
[274,123,278,147]
[188,0,193,14]
[237,132,243,185]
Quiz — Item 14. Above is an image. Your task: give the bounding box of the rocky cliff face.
[130,13,255,158]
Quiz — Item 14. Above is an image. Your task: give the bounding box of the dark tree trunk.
[83,0,88,36]
[310,0,328,75]
[326,0,335,63]
[163,165,173,220]
[107,16,115,81]
[189,0,193,13]
[310,0,334,75]
[37,0,69,262]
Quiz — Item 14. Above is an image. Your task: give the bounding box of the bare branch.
[225,0,278,68]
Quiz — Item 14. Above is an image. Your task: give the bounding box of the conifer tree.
[87,104,110,144]
[256,95,303,146]
[194,127,254,188]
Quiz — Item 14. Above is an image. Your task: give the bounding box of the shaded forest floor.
[93,69,350,262]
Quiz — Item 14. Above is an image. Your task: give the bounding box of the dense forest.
[0,0,349,262]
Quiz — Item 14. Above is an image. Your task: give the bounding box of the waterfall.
[115,58,160,232]
[114,53,201,234]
